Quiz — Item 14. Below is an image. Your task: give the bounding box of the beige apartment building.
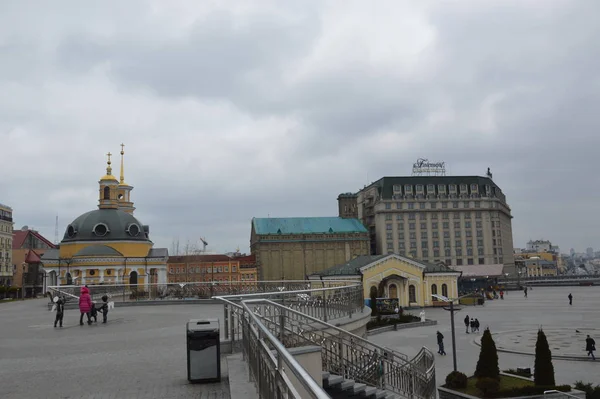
[340,175,516,275]
[0,203,14,286]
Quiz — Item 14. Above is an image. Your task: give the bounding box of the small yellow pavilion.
[42,146,168,287]
[311,254,461,307]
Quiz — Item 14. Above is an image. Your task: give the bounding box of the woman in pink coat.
[79,286,93,325]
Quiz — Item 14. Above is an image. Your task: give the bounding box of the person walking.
[436,331,446,355]
[586,335,596,361]
[470,318,476,333]
[474,318,480,333]
[464,315,470,334]
[568,293,573,306]
[53,296,65,328]
[500,290,504,300]
[78,286,93,326]
[524,286,528,298]
[97,295,110,324]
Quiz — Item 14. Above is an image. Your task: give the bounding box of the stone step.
[339,379,355,390]
[351,383,367,395]
[361,386,378,398]
[324,374,344,388]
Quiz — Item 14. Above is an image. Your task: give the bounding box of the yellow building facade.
[41,147,168,287]
[311,254,460,308]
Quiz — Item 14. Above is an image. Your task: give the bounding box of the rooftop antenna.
[200,237,208,253]
[54,215,59,244]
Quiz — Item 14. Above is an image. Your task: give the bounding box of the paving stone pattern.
[492,327,600,357]
[0,300,230,399]
[368,286,600,386]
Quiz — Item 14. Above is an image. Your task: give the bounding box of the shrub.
[474,328,500,380]
[534,329,555,386]
[476,377,500,397]
[504,368,532,378]
[369,286,378,315]
[445,371,468,389]
[574,381,600,399]
[499,384,571,398]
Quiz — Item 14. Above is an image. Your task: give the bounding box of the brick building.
[250,217,370,281]
[167,254,257,283]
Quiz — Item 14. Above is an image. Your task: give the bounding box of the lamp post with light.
[432,293,479,372]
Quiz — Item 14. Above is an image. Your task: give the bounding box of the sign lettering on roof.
[412,158,446,176]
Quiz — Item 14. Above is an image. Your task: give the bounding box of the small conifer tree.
[474,327,500,379]
[369,286,378,315]
[534,328,555,386]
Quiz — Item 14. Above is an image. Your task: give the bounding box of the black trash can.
[186,318,221,383]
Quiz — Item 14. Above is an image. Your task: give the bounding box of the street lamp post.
[433,293,478,372]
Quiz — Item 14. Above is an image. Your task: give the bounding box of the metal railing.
[46,280,359,304]
[543,390,581,399]
[240,300,329,399]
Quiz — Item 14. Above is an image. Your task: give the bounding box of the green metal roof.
[315,254,459,276]
[252,217,368,235]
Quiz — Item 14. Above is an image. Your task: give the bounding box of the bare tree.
[183,240,198,283]
[171,238,180,256]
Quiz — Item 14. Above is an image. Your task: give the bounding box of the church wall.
[422,274,459,306]
[59,241,153,258]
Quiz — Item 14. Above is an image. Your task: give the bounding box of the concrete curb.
[472,338,597,362]
[367,320,438,336]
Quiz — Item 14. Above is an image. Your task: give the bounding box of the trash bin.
[186,318,221,383]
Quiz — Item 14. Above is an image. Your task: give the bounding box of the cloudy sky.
[2,0,599,255]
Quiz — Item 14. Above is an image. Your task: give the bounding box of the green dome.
[62,209,150,243]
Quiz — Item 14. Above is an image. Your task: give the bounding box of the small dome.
[62,209,150,243]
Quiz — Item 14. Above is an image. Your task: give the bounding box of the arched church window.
[442,283,448,297]
[388,284,398,299]
[118,194,124,200]
[431,283,438,301]
[103,186,110,200]
[409,285,416,303]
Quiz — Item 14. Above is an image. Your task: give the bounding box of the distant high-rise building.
[339,173,516,274]
[586,247,594,258]
[526,240,552,253]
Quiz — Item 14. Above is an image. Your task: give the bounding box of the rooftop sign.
[411,158,446,176]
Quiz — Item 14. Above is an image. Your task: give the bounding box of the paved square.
[0,300,230,399]
[369,286,600,386]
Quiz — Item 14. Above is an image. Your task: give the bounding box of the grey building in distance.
[338,170,516,275]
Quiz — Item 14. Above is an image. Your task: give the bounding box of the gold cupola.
[98,152,119,209]
[116,143,136,214]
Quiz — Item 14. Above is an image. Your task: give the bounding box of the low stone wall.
[53,298,222,310]
[367,319,437,336]
[439,386,586,399]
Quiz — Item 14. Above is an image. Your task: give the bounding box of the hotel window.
[467,248,473,256]
[433,241,440,248]
[444,240,451,248]
[476,221,482,228]
[420,203,426,209]
[449,184,456,192]
[422,249,429,258]
[477,230,483,237]
[477,239,484,247]
[420,223,427,229]
[443,212,449,219]
[232,266,237,272]
[493,239,496,245]
[454,231,461,238]
[453,202,459,208]
[466,239,473,247]
[386,233,392,240]
[438,184,446,193]
[399,232,405,239]
[466,231,472,238]
[386,224,392,230]
[225,266,229,272]
[408,202,415,209]
[398,223,404,230]
[465,212,471,219]
[476,212,482,219]
[475,201,481,208]
[456,247,463,256]
[387,243,393,250]
[465,221,472,228]
[408,213,416,220]
[453,213,460,220]
[396,202,402,209]
[405,185,412,193]
[416,184,424,193]
[443,222,449,229]
[410,232,417,240]
[445,248,451,257]
[427,184,435,193]
[442,202,448,208]
[385,203,391,210]
[421,231,428,239]
[431,213,438,220]
[398,242,405,249]
[454,222,460,229]
[393,185,402,192]
[434,250,440,258]
[432,222,438,229]
[385,214,392,221]
[460,184,467,192]
[468,258,474,265]
[479,258,485,264]
[431,202,437,209]
[444,231,450,239]
[410,242,417,249]
[492,230,496,237]
[471,184,478,192]
[432,232,439,238]
[421,240,428,248]
[418,213,426,220]
[409,223,416,230]
[396,214,403,220]
[456,259,463,265]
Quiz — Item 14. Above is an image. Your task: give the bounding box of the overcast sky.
[2,0,599,255]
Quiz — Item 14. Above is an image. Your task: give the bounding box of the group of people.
[464,315,480,333]
[52,286,110,328]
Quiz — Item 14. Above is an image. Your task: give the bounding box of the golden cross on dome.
[120,143,125,154]
[106,152,112,164]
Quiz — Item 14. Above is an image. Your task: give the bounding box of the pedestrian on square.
[52,296,65,328]
[568,293,573,306]
[500,290,504,300]
[474,318,480,332]
[586,335,596,361]
[97,295,110,324]
[464,315,470,334]
[436,331,446,355]
[90,301,99,323]
[524,286,528,298]
[470,318,476,333]
[78,286,93,326]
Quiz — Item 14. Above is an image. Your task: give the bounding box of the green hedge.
[574,381,600,399]
[366,314,420,330]
[495,385,571,398]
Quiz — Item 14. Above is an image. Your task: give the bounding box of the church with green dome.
[42,145,168,287]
